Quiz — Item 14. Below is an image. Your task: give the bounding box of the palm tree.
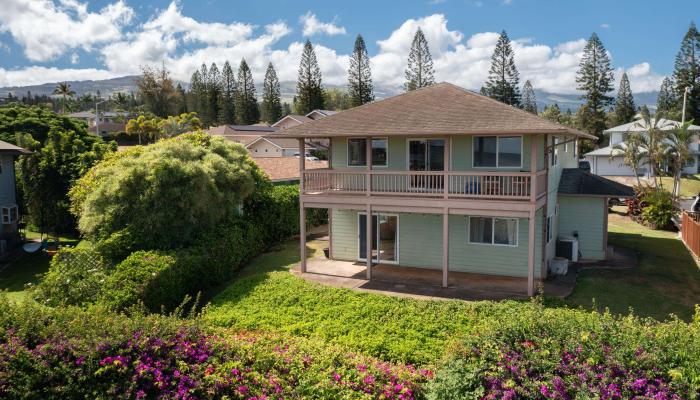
[612,132,646,187]
[666,120,695,199]
[53,82,75,114]
[634,107,672,187]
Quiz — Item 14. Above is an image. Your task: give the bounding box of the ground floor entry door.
[358,213,398,263]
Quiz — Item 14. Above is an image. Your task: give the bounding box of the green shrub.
[33,248,111,306]
[640,187,675,229]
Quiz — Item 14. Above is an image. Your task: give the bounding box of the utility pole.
[682,86,691,123]
[95,99,107,136]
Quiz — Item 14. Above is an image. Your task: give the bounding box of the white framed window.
[1,205,18,224]
[550,136,559,166]
[468,216,518,246]
[473,136,522,168]
[347,138,388,167]
[546,215,554,243]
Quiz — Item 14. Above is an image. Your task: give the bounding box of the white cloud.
[300,12,346,36]
[600,23,611,29]
[0,7,665,96]
[0,0,133,62]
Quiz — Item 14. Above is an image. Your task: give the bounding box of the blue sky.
[0,0,697,93]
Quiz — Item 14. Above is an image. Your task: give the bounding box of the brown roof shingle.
[254,157,328,182]
[0,140,31,155]
[269,83,595,140]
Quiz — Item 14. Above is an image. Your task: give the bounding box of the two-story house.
[273,83,632,296]
[0,140,30,255]
[585,117,700,177]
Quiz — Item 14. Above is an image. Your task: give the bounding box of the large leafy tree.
[235,59,260,125]
[672,22,700,122]
[53,82,75,114]
[0,104,114,234]
[614,72,636,124]
[576,33,614,141]
[405,28,435,91]
[348,34,374,107]
[481,30,521,106]
[135,64,178,118]
[657,77,677,117]
[220,60,237,124]
[69,133,259,256]
[261,62,283,123]
[296,39,325,114]
[522,80,537,114]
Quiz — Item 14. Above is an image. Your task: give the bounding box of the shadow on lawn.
[565,228,700,321]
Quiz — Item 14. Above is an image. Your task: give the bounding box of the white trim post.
[442,208,449,288]
[299,139,307,273]
[366,205,373,279]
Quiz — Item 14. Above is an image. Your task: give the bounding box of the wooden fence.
[681,211,700,259]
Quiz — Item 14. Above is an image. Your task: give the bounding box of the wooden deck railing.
[682,211,700,259]
[302,169,547,201]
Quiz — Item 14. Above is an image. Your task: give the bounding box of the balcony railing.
[302,169,547,200]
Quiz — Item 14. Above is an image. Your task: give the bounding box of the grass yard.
[566,210,700,321]
[0,232,80,302]
[659,174,700,197]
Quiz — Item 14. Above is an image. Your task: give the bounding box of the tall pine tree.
[220,61,236,124]
[657,77,677,117]
[522,80,537,114]
[235,59,260,124]
[672,22,700,122]
[197,64,211,126]
[405,28,435,91]
[348,34,374,107]
[188,70,202,115]
[575,33,614,140]
[261,62,283,123]
[480,30,521,107]
[296,39,325,114]
[614,72,636,124]
[207,63,222,124]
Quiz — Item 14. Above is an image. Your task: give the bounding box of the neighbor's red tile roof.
[254,157,327,182]
[267,82,595,140]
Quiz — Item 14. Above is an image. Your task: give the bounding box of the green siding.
[330,209,543,279]
[330,209,358,260]
[557,196,606,260]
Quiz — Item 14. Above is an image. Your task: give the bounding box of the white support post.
[444,137,450,199]
[299,139,307,273]
[530,134,538,201]
[442,209,449,288]
[366,204,372,280]
[527,209,536,296]
[366,137,372,196]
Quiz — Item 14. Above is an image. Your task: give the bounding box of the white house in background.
[585,117,700,177]
[0,140,30,256]
[246,136,317,157]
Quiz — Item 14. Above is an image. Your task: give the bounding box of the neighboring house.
[67,111,129,136]
[246,136,317,157]
[584,118,700,177]
[273,83,633,296]
[271,110,338,130]
[0,140,30,255]
[254,157,328,184]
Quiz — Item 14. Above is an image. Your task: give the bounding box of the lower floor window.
[469,216,518,246]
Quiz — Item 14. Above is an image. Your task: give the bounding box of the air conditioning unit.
[556,236,579,262]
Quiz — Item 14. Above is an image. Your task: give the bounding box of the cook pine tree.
[405,28,435,91]
[575,32,614,140]
[207,63,222,124]
[657,77,677,117]
[296,39,325,114]
[481,30,521,107]
[235,59,260,124]
[522,80,537,114]
[220,61,236,124]
[672,22,700,122]
[614,72,636,124]
[261,62,283,123]
[348,34,374,107]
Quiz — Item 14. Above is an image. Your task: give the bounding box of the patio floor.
[291,257,547,301]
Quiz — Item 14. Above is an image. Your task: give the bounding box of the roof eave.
[265,128,597,140]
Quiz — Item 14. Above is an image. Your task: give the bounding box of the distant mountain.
[0,75,142,98]
[0,75,659,111]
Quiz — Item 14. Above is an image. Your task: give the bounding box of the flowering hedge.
[0,298,429,399]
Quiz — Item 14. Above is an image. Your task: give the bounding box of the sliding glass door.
[358,213,398,263]
[408,139,445,190]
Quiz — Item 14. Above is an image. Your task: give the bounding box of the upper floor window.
[473,136,522,168]
[348,138,388,166]
[550,136,559,166]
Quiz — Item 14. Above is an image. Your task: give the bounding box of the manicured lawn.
[659,174,700,197]
[566,210,700,321]
[0,233,80,302]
